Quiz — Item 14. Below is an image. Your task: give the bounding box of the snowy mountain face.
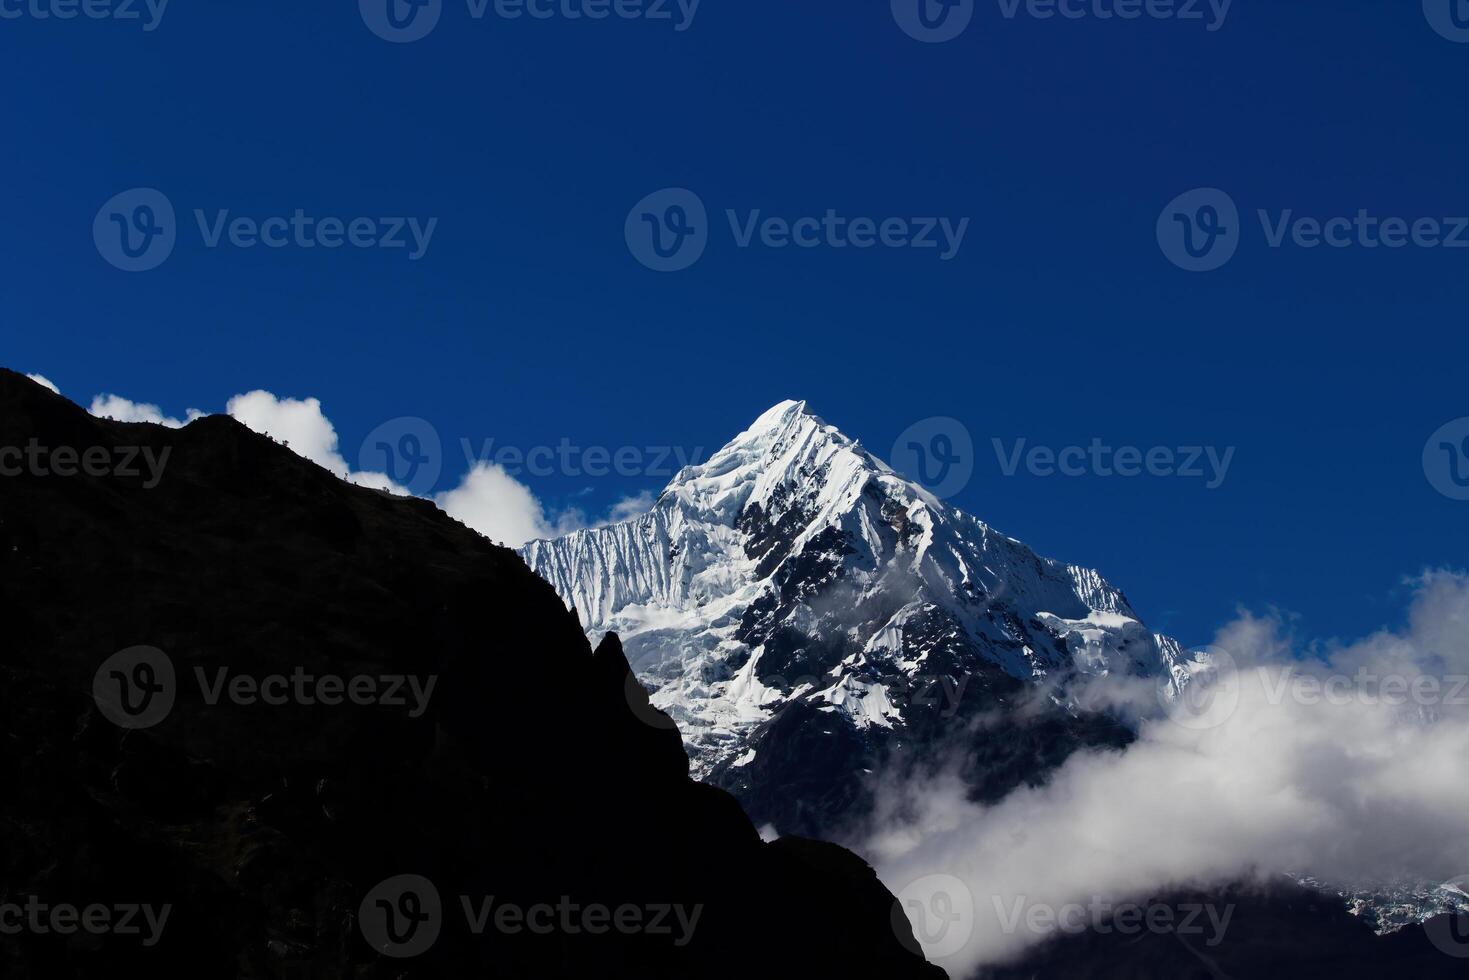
[522,401,1184,832]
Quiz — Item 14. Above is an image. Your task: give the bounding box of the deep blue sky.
[4,0,1466,647]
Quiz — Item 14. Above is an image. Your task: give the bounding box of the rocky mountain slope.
[0,371,943,979]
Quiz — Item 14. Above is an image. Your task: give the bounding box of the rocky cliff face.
[0,371,942,979]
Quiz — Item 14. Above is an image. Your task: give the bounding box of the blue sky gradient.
[4,0,1468,645]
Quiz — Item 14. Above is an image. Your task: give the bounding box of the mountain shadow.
[0,370,943,979]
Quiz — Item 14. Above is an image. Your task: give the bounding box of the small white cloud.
[605,490,657,524]
[225,391,348,475]
[26,373,60,394]
[435,462,586,547]
[223,390,411,494]
[76,381,636,549]
[89,393,201,428]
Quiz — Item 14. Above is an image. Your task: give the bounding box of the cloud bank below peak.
[870,570,1469,975]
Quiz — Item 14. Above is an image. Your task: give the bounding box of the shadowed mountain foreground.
[0,370,942,979]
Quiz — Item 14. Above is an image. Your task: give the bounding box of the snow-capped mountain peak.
[659,398,891,521]
[522,402,1183,779]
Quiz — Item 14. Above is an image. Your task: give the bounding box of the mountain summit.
[523,402,1186,832]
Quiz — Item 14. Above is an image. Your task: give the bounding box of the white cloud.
[435,462,585,547]
[65,378,604,548]
[223,391,351,475]
[26,373,59,394]
[871,571,1469,975]
[605,490,657,524]
[89,393,202,428]
[219,391,643,546]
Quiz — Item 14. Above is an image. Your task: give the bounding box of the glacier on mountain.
[522,400,1186,779]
